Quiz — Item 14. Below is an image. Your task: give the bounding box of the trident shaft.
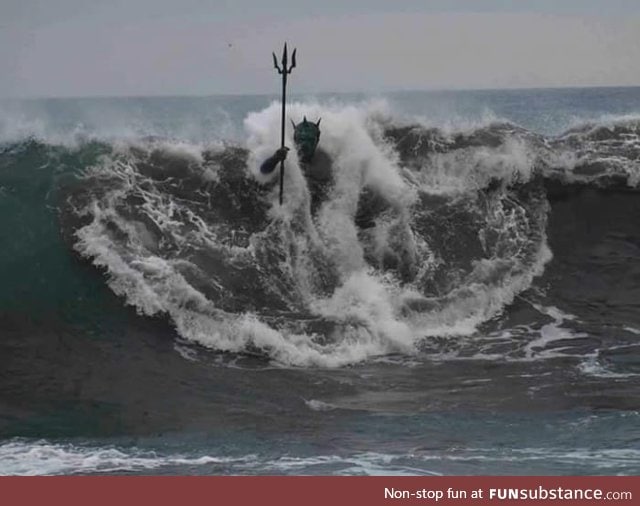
[272,43,296,205]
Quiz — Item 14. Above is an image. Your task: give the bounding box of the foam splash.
[415,136,541,195]
[0,98,240,147]
[554,116,640,187]
[0,440,245,476]
[578,358,639,379]
[3,440,638,476]
[67,100,560,367]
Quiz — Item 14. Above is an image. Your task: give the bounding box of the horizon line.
[2,84,640,102]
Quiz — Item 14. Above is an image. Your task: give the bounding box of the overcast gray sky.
[1,1,639,98]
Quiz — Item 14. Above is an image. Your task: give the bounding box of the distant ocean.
[1,87,639,475]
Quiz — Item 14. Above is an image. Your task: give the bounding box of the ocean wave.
[0,440,252,476]
[2,101,639,367]
[3,439,638,476]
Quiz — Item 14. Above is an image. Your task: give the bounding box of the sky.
[1,0,639,98]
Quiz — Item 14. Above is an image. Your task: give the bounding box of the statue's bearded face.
[293,117,321,162]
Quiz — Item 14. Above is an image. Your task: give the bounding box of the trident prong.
[272,52,281,74]
[273,43,296,76]
[289,48,297,73]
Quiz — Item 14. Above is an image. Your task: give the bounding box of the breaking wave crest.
[3,100,639,367]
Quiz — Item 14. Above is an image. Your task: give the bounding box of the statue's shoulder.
[306,149,332,181]
[314,148,331,163]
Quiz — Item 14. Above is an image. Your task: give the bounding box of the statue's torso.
[301,148,333,184]
[301,148,333,213]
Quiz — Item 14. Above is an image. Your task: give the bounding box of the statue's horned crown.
[292,116,322,130]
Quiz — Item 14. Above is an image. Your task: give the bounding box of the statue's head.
[292,116,321,162]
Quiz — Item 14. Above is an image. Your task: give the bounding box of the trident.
[272,43,296,205]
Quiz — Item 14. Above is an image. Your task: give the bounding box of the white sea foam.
[578,358,639,379]
[0,440,248,476]
[415,137,540,195]
[70,100,555,367]
[304,399,338,412]
[0,98,239,147]
[3,440,637,476]
[563,113,640,135]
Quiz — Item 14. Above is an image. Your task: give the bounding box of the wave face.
[2,100,640,368]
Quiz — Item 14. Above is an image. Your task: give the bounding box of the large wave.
[3,101,639,367]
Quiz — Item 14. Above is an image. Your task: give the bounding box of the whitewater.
[1,87,639,475]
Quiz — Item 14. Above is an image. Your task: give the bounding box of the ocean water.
[1,87,639,475]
